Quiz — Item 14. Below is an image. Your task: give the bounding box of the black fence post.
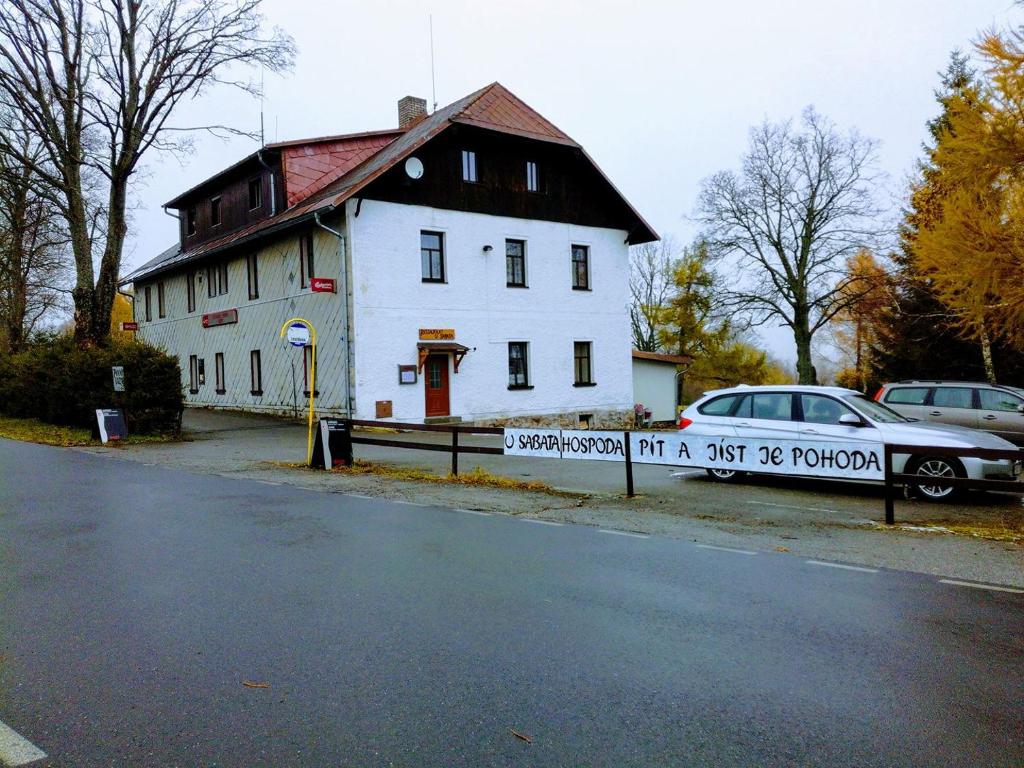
[341,418,353,467]
[624,430,635,498]
[451,429,459,476]
[884,443,895,525]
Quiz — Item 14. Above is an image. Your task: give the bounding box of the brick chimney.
[398,95,428,129]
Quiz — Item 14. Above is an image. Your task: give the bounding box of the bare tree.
[0,118,70,350]
[0,0,295,345]
[629,236,677,352]
[697,107,884,384]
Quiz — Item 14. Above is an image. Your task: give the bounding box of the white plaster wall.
[134,219,352,415]
[632,359,678,422]
[347,199,634,422]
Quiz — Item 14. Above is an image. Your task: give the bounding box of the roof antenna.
[259,65,265,146]
[429,14,438,112]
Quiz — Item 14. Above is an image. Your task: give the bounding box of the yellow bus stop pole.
[280,317,317,465]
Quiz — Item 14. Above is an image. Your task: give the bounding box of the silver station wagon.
[875,381,1024,445]
[678,384,1021,500]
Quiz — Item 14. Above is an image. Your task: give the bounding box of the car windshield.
[842,394,910,423]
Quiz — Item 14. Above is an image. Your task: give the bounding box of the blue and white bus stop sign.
[286,322,311,347]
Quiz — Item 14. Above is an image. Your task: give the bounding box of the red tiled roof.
[125,83,657,285]
[632,350,694,365]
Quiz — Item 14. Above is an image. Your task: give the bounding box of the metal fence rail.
[343,419,504,476]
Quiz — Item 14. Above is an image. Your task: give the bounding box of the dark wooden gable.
[359,125,641,238]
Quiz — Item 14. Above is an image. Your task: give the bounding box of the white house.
[122,83,658,427]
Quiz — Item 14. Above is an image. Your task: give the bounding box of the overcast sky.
[123,0,1019,365]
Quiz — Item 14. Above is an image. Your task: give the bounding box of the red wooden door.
[424,355,450,417]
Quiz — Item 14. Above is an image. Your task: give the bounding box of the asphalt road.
[1,439,1022,767]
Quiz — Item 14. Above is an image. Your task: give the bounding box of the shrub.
[0,336,183,435]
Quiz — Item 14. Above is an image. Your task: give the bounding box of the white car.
[679,384,1021,500]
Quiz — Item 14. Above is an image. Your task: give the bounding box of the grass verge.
[0,415,181,448]
[265,459,582,497]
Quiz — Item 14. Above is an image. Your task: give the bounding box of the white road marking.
[520,518,563,527]
[344,494,377,500]
[695,544,757,555]
[598,529,649,539]
[939,579,1024,594]
[455,509,491,516]
[806,560,879,574]
[746,500,839,514]
[0,720,46,766]
[254,480,282,486]
[388,499,430,508]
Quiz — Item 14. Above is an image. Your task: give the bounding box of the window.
[734,393,793,421]
[574,341,593,386]
[303,345,319,396]
[933,387,973,409]
[247,254,259,300]
[144,285,152,321]
[210,196,221,227]
[250,350,263,395]
[186,207,196,236]
[884,387,929,405]
[299,234,314,289]
[571,245,590,290]
[461,150,477,182]
[214,352,225,395]
[207,262,228,297]
[698,394,739,416]
[979,388,1023,412]
[800,394,856,425]
[526,161,540,192]
[188,355,199,394]
[248,177,262,210]
[157,281,166,319]
[186,270,196,313]
[421,230,445,283]
[508,342,530,388]
[506,239,526,287]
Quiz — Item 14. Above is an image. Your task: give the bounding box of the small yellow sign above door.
[419,328,455,340]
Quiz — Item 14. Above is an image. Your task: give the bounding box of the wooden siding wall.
[176,159,286,248]
[360,127,636,234]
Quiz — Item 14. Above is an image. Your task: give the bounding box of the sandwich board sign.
[95,408,128,443]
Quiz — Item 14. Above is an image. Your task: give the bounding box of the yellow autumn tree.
[109,291,136,342]
[915,20,1024,366]
[829,249,890,391]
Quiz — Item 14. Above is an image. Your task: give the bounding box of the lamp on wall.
[482,244,493,253]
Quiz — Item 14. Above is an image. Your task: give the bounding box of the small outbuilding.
[631,350,693,424]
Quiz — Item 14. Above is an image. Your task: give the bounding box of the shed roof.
[632,350,694,366]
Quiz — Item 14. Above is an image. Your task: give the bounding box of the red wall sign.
[202,308,239,328]
[121,321,139,331]
[310,277,336,293]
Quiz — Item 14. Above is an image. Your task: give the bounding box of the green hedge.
[0,337,184,434]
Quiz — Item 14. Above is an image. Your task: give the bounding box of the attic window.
[186,206,196,237]
[248,178,262,210]
[210,196,221,227]
[461,150,477,183]
[526,161,540,192]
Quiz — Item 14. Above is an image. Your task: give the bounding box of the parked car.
[678,384,1021,500]
[873,381,1024,445]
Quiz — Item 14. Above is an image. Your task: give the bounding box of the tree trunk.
[793,312,816,385]
[979,325,996,384]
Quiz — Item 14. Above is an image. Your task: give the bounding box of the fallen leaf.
[242,680,270,689]
[775,546,789,552]
[510,728,532,744]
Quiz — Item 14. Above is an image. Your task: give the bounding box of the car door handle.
[804,428,819,434]
[929,411,941,416]
[735,422,751,427]
[983,414,998,420]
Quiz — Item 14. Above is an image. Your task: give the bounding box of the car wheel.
[706,468,743,482]
[910,456,964,501]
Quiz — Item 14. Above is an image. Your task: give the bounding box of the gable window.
[247,254,260,300]
[248,177,262,210]
[207,262,228,297]
[506,239,526,287]
[188,355,199,394]
[526,161,540,192]
[299,234,314,289]
[157,281,166,319]
[574,341,594,386]
[214,352,226,395]
[461,150,477,183]
[144,285,152,321]
[421,230,445,283]
[186,270,196,313]
[571,244,590,290]
[186,207,197,237]
[508,342,530,389]
[250,350,263,395]
[210,196,222,227]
